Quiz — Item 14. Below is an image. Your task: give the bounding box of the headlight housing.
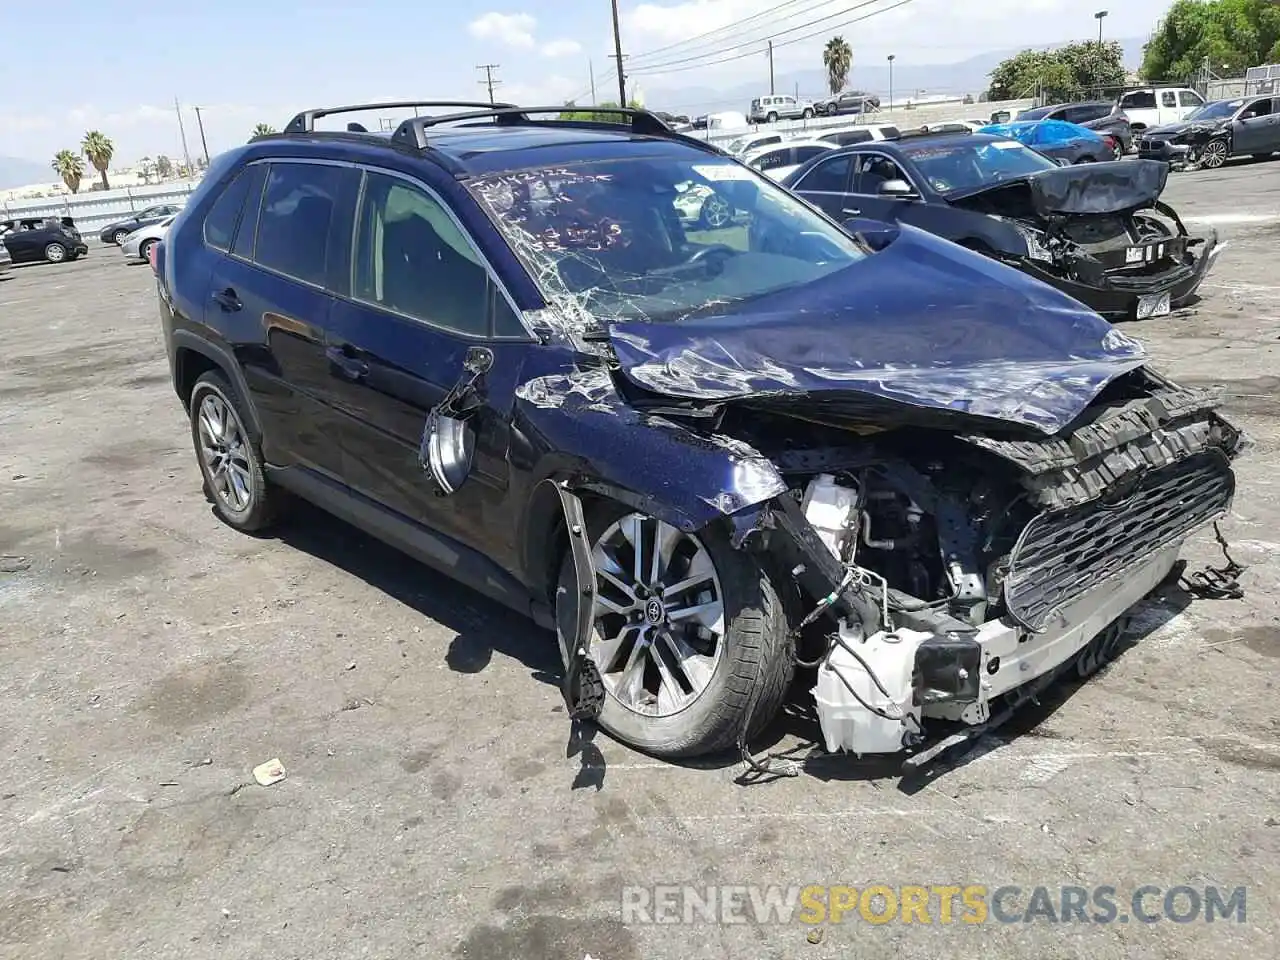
[1013,223,1054,263]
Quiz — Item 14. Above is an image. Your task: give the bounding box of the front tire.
[44,242,66,263]
[698,193,734,229]
[138,238,157,263]
[1200,139,1228,169]
[802,108,814,119]
[189,371,276,532]
[554,502,792,758]
[766,111,779,123]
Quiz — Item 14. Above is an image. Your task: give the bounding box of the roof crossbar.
[390,105,674,149]
[283,101,516,135]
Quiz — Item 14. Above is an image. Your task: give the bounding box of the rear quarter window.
[203,168,257,252]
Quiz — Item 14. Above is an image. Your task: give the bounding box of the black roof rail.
[282,100,516,135]
[390,105,674,149]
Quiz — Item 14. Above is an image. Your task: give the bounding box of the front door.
[1233,98,1280,154]
[324,168,530,555]
[849,152,919,223]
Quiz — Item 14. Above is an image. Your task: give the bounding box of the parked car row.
[145,102,1242,772]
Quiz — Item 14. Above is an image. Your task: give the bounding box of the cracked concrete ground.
[1,162,1278,960]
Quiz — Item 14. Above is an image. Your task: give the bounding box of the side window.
[202,168,256,252]
[1121,91,1157,110]
[793,146,830,164]
[230,164,268,260]
[353,171,491,337]
[795,154,853,192]
[1161,90,1178,108]
[1179,90,1203,107]
[1242,98,1272,118]
[854,154,908,193]
[253,162,354,287]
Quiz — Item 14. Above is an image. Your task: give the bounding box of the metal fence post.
[126,186,136,212]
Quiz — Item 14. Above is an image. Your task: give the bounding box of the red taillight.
[148,241,159,273]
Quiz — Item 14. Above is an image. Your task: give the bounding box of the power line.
[628,0,830,66]
[476,63,502,104]
[630,0,916,78]
[629,0,892,74]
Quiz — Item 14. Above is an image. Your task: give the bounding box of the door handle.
[325,345,369,381]
[842,207,862,216]
[211,287,242,312]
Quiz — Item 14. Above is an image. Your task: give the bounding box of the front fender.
[514,366,787,533]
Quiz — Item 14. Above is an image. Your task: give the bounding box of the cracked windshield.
[468,157,865,321]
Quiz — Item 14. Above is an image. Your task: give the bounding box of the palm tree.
[51,149,85,194]
[81,130,115,190]
[823,36,853,96]
[155,155,173,179]
[252,123,277,138]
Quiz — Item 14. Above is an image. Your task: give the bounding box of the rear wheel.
[43,242,66,263]
[766,111,779,123]
[554,502,792,758]
[111,229,129,245]
[189,371,277,532]
[699,193,734,229]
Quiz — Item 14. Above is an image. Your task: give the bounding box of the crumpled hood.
[1146,118,1226,139]
[948,159,1168,218]
[608,225,1148,436]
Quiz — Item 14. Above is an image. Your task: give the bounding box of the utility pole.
[174,96,193,175]
[887,54,896,112]
[590,60,597,105]
[767,40,775,95]
[610,0,627,105]
[192,106,211,166]
[476,64,502,104]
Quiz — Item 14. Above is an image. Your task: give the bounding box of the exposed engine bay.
[709,368,1245,762]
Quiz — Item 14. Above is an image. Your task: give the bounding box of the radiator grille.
[1003,451,1235,631]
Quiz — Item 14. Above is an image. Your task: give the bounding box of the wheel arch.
[170,330,263,437]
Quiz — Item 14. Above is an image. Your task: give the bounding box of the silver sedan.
[120,214,176,263]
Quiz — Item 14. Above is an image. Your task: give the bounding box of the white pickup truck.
[1116,87,1207,132]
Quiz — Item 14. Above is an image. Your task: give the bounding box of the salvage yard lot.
[2,162,1279,960]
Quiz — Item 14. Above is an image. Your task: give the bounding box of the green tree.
[559,100,643,122]
[252,122,278,138]
[823,36,853,96]
[1142,0,1280,81]
[987,41,1125,102]
[51,149,85,194]
[155,155,173,179]
[139,157,155,184]
[81,130,114,190]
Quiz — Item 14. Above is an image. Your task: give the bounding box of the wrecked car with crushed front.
[158,104,1246,772]
[1138,94,1280,170]
[785,135,1223,321]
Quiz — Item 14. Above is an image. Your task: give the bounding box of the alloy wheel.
[197,392,254,514]
[586,514,725,717]
[1201,140,1228,168]
[701,194,732,229]
[44,243,66,263]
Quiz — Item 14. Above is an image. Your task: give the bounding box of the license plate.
[1126,242,1167,264]
[1137,292,1172,319]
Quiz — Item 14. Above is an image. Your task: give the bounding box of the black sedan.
[782,132,1223,320]
[1139,95,1280,169]
[98,203,183,245]
[0,217,90,264]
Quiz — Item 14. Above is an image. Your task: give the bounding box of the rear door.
[204,159,360,479]
[325,167,532,553]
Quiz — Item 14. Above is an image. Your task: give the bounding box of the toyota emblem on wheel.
[644,597,665,625]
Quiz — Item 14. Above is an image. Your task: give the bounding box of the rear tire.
[188,371,277,533]
[111,229,129,245]
[766,111,779,123]
[554,501,793,758]
[44,242,66,263]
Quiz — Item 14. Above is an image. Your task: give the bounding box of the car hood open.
[946,159,1168,218]
[607,225,1148,436]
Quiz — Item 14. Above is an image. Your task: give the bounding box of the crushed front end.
[718,371,1245,763]
[953,160,1224,320]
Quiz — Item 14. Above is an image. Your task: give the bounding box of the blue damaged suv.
[156,101,1244,768]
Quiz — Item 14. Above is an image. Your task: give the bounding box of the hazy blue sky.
[0,0,1171,164]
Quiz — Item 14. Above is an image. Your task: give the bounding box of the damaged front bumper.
[1020,227,1223,319]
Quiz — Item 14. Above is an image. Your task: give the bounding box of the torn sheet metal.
[515,366,787,529]
[607,226,1147,435]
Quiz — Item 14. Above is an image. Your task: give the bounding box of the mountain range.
[641,36,1148,114]
[0,155,53,192]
